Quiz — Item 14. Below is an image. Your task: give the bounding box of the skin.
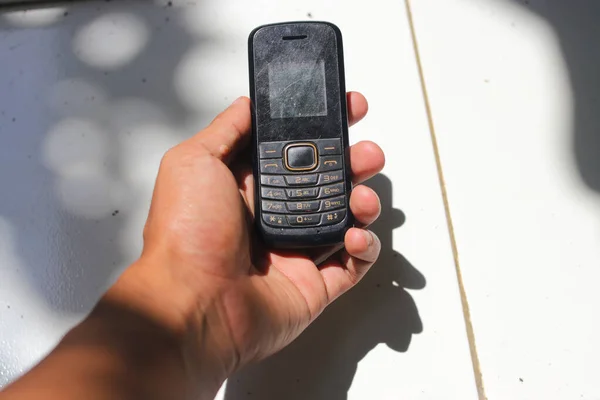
[0,92,385,400]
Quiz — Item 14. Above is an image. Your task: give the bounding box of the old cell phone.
[248,21,353,248]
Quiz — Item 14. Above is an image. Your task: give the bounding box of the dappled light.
[42,118,108,177]
[174,42,247,115]
[73,12,149,70]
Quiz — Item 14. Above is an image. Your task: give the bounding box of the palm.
[227,162,331,359]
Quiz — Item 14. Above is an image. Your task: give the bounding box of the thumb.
[190,96,252,164]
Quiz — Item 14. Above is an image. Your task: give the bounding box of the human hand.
[104,93,385,396]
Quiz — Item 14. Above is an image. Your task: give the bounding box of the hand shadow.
[224,173,426,400]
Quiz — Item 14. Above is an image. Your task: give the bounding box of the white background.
[2,0,598,399]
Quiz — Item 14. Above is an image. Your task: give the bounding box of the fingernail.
[363,230,374,247]
[232,96,246,105]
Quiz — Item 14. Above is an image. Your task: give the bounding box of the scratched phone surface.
[268,60,328,119]
[250,22,346,143]
[249,22,353,248]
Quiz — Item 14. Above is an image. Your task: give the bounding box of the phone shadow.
[224,173,425,400]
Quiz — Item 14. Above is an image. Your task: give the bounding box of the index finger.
[347,91,369,126]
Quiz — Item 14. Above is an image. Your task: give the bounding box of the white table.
[8,0,594,399]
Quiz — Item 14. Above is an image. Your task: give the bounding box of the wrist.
[72,298,191,399]
[100,255,239,397]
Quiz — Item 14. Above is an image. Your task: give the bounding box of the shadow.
[0,0,206,314]
[506,0,600,192]
[225,174,425,400]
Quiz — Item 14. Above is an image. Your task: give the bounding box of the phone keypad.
[259,139,348,228]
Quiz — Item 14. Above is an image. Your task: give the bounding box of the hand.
[104,93,385,396]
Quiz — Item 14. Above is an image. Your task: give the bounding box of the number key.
[284,174,318,186]
[322,195,345,211]
[286,201,320,212]
[261,175,286,187]
[262,200,286,213]
[261,187,287,200]
[287,214,321,226]
[319,183,344,198]
[319,171,343,184]
[287,187,319,200]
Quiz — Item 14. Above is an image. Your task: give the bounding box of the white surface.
[411,0,600,399]
[0,0,477,399]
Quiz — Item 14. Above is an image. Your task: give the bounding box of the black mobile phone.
[248,21,353,248]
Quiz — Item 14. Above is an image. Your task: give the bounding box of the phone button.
[321,210,346,226]
[261,175,286,187]
[261,187,287,200]
[321,196,346,211]
[318,171,344,185]
[259,142,285,159]
[316,156,342,172]
[285,143,317,171]
[319,183,344,198]
[287,214,321,226]
[286,200,320,213]
[263,213,289,227]
[260,159,286,174]
[316,139,342,155]
[262,200,286,213]
[284,174,318,186]
[287,187,319,200]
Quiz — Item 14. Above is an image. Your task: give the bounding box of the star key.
[263,213,289,227]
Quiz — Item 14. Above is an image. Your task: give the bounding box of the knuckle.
[161,146,180,167]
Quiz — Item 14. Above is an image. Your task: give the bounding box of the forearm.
[0,261,229,400]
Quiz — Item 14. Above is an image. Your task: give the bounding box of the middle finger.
[349,141,385,184]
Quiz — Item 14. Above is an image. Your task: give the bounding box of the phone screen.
[268,60,328,119]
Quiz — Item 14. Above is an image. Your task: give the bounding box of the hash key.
[322,210,346,226]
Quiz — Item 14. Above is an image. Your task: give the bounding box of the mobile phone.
[248,21,353,248]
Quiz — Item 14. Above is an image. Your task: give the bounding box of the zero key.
[287,214,321,226]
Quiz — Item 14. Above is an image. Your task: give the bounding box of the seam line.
[404,1,487,399]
